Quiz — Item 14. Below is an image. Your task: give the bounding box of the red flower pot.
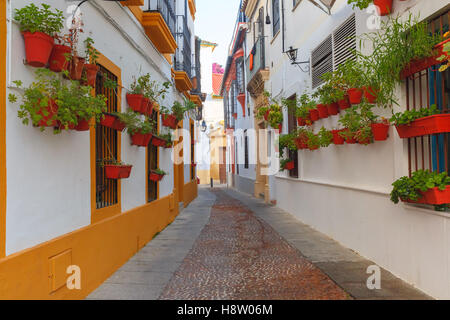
[144,98,154,116]
[69,56,85,80]
[403,185,450,205]
[48,44,71,73]
[131,132,152,147]
[84,64,99,87]
[295,137,308,150]
[363,86,377,104]
[327,102,339,116]
[126,94,144,113]
[317,104,329,119]
[297,117,306,126]
[331,129,345,145]
[75,119,90,131]
[309,109,319,122]
[373,0,393,16]
[151,136,166,147]
[264,110,269,121]
[104,165,132,180]
[197,177,200,184]
[309,145,319,151]
[347,88,363,104]
[395,114,450,139]
[162,114,178,129]
[37,99,59,127]
[338,96,351,110]
[341,129,357,144]
[22,31,54,67]
[100,114,126,131]
[278,123,282,132]
[283,161,295,171]
[371,122,389,141]
[149,172,165,182]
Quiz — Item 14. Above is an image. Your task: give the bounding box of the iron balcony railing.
[147,0,176,37]
[246,36,265,85]
[174,15,193,78]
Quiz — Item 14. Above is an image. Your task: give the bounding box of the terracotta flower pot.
[84,64,99,87]
[347,88,363,104]
[22,31,54,67]
[162,114,178,129]
[402,185,450,205]
[309,109,319,122]
[283,161,295,171]
[341,129,357,144]
[263,110,269,121]
[395,114,450,139]
[297,117,306,126]
[338,96,351,110]
[126,94,144,113]
[317,104,329,119]
[151,136,167,147]
[104,165,132,179]
[371,122,390,141]
[373,0,393,16]
[100,113,126,131]
[36,99,59,127]
[363,86,377,104]
[69,56,85,80]
[149,172,165,182]
[48,44,71,73]
[327,102,339,116]
[331,129,345,145]
[131,132,152,147]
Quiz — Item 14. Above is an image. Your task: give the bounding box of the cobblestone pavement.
[159,189,350,300]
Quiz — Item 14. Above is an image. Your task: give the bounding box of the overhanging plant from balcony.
[8,68,107,133]
[391,170,450,209]
[14,3,64,67]
[149,169,167,182]
[389,104,448,138]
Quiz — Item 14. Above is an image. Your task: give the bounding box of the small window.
[272,0,280,36]
[311,35,332,88]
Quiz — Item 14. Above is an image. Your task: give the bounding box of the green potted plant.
[278,133,297,158]
[305,130,320,150]
[371,117,390,141]
[318,127,333,148]
[337,59,367,105]
[144,79,171,116]
[312,88,329,119]
[280,158,295,171]
[295,93,316,126]
[391,170,450,208]
[9,68,107,133]
[83,37,100,86]
[127,74,148,114]
[347,0,393,16]
[150,168,167,182]
[14,3,64,67]
[389,105,444,138]
[267,103,283,131]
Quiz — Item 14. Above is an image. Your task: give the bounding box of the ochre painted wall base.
[183,181,198,208]
[0,193,180,299]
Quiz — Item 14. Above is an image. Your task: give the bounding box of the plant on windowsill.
[101,160,133,180]
[278,133,297,158]
[8,68,107,133]
[280,158,295,171]
[149,168,167,182]
[390,170,450,210]
[83,37,100,87]
[14,3,64,68]
[389,104,447,138]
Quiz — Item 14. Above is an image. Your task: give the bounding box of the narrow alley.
[88,187,430,300]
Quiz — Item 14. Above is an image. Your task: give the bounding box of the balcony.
[246,37,269,97]
[173,15,193,92]
[142,0,177,54]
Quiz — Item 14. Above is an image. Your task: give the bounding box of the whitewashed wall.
[5,0,190,254]
[260,0,450,299]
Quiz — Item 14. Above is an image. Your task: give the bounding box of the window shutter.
[311,35,332,88]
[333,14,356,69]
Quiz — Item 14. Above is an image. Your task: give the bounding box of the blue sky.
[195,0,242,68]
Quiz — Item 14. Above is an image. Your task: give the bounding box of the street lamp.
[285,46,310,72]
[200,120,207,132]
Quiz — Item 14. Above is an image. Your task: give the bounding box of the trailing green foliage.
[390,105,439,125]
[114,110,156,135]
[390,170,450,204]
[84,37,99,64]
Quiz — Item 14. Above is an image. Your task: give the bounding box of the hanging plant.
[83,37,100,86]
[14,3,64,67]
[149,168,167,182]
[102,160,133,180]
[8,68,107,133]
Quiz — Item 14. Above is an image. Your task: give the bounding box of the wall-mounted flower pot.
[373,0,393,16]
[57,118,90,131]
[327,102,339,116]
[22,31,54,67]
[36,99,59,127]
[402,185,450,205]
[162,114,178,129]
[317,104,329,119]
[309,109,319,122]
[347,88,363,104]
[308,145,319,151]
[131,132,152,147]
[191,163,197,168]
[278,123,282,132]
[100,113,126,131]
[263,110,269,121]
[104,165,132,179]
[331,129,345,145]
[151,135,167,147]
[283,161,295,171]
[371,122,389,141]
[69,56,85,80]
[149,171,165,182]
[141,97,154,116]
[233,113,237,119]
[295,137,308,150]
[126,94,144,113]
[395,114,450,139]
[48,44,71,73]
[84,64,99,87]
[363,86,377,104]
[341,129,357,144]
[338,96,351,110]
[297,117,307,126]
[400,39,450,80]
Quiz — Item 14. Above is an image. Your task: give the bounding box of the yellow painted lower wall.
[0,193,179,299]
[183,180,198,208]
[197,169,210,185]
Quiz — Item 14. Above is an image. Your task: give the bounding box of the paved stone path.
[88,186,431,300]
